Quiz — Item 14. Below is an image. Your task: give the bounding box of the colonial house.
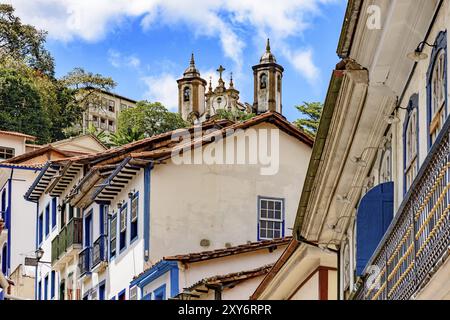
[252,0,450,300]
[131,238,290,300]
[26,110,313,300]
[0,133,106,300]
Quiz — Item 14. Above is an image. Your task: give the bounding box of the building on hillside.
[178,39,283,123]
[75,88,137,135]
[25,107,313,300]
[252,0,450,300]
[130,238,290,300]
[0,133,107,300]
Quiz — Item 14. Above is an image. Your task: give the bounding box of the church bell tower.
[177,54,207,122]
[252,39,284,114]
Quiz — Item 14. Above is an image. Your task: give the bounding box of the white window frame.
[258,197,284,240]
[430,50,446,143]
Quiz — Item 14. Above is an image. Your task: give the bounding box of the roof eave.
[336,0,363,59]
[292,68,345,239]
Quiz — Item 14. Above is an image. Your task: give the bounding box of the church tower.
[177,54,207,122]
[252,39,284,114]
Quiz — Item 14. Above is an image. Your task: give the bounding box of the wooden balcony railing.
[51,218,83,266]
[356,123,450,300]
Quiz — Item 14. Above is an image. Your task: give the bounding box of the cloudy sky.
[6,0,347,121]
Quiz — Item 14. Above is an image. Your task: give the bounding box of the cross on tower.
[217,65,225,80]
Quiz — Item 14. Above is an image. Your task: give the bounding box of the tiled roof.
[164,237,292,263]
[250,238,300,299]
[0,130,36,141]
[0,162,44,169]
[2,145,88,164]
[185,264,274,292]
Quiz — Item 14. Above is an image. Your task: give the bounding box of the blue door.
[356,182,394,276]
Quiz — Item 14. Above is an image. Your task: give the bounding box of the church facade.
[178,40,284,123]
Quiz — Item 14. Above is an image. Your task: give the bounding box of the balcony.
[51,218,83,268]
[91,235,108,272]
[355,125,450,300]
[78,246,91,277]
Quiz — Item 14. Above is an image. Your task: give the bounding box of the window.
[44,275,48,300]
[99,283,106,300]
[379,135,392,183]
[277,75,281,92]
[427,31,447,146]
[118,289,126,300]
[129,286,138,300]
[120,103,127,111]
[38,213,43,244]
[258,197,284,240]
[430,50,446,143]
[183,87,190,102]
[38,280,42,300]
[108,120,114,127]
[119,205,127,251]
[51,198,57,229]
[51,271,56,299]
[1,245,6,274]
[404,97,419,192]
[130,194,138,242]
[0,147,14,160]
[153,285,166,300]
[260,73,267,89]
[108,100,115,112]
[110,214,117,259]
[45,204,50,237]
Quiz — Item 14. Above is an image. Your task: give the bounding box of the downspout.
[6,169,13,276]
[143,162,154,262]
[24,191,39,300]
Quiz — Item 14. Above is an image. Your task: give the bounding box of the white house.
[0,133,106,300]
[26,111,313,300]
[130,237,291,300]
[253,0,450,300]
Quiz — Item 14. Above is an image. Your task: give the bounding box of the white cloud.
[282,48,320,84]
[6,0,339,82]
[108,49,141,69]
[142,73,179,111]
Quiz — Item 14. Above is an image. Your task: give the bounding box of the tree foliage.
[118,101,187,139]
[109,128,145,147]
[0,68,50,142]
[0,5,117,143]
[0,4,54,76]
[293,102,323,137]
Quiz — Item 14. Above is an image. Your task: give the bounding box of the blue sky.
[7,0,347,121]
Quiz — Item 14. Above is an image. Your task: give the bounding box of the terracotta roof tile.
[185,264,274,292]
[0,130,36,141]
[164,237,292,263]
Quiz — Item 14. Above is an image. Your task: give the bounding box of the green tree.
[293,102,323,137]
[214,109,256,122]
[118,101,187,138]
[0,4,54,76]
[109,128,145,147]
[0,68,51,143]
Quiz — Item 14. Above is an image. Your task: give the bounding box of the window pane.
[274,230,281,238]
[274,210,281,220]
[260,229,267,239]
[267,230,274,239]
[260,220,267,228]
[275,201,281,210]
[261,200,267,209]
[260,209,267,218]
[268,201,274,209]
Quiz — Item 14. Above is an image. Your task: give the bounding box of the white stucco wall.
[149,123,311,262]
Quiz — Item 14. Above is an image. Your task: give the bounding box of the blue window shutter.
[52,198,57,229]
[356,182,394,276]
[45,205,50,236]
[51,271,55,299]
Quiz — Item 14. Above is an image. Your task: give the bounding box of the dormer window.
[183,87,191,102]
